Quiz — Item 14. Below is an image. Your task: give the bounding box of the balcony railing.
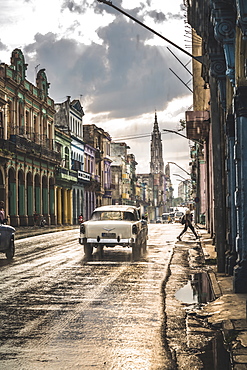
[78,171,91,182]
[56,167,78,182]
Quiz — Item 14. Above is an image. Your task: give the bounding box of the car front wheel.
[6,239,15,260]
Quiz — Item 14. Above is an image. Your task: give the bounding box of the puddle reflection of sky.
[175,281,198,304]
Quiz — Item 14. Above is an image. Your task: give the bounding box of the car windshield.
[91,211,135,221]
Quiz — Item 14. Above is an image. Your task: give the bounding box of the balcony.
[55,167,78,183]
[9,134,61,163]
[185,111,210,141]
[78,171,91,182]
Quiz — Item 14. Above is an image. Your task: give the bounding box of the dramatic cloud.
[61,0,91,14]
[146,10,167,23]
[0,0,191,179]
[0,40,8,52]
[24,12,191,120]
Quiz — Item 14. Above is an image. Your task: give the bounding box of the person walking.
[177,210,199,241]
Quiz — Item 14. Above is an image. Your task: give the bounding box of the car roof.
[93,205,139,213]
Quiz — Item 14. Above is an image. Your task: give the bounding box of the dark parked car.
[0,225,16,259]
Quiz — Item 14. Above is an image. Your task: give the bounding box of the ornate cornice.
[211,1,236,85]
[210,53,227,110]
[210,53,226,79]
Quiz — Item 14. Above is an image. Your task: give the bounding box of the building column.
[67,189,72,225]
[225,114,237,275]
[233,87,247,292]
[50,182,55,225]
[57,187,62,225]
[209,74,226,273]
[63,188,68,224]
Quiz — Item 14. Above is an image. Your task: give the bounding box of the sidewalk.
[14,224,79,240]
[199,227,247,369]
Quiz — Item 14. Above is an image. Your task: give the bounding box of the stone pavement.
[13,223,247,368]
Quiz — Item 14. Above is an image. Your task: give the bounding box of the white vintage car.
[79,205,148,257]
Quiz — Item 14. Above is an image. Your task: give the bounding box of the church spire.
[150,112,164,174]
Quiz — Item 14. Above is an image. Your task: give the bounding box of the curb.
[14,225,79,240]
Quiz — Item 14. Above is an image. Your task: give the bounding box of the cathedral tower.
[150,112,164,174]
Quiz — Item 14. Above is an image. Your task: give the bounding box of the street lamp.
[163,129,204,147]
[173,173,189,181]
[168,162,190,176]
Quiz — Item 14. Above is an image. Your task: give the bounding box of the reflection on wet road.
[0,224,181,369]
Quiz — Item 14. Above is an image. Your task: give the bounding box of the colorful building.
[0,48,60,226]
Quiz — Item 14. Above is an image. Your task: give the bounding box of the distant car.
[79,205,148,257]
[156,219,162,223]
[162,213,170,223]
[174,211,184,223]
[169,212,175,222]
[0,225,16,259]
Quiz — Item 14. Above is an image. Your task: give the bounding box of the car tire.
[84,243,93,257]
[6,239,15,260]
[142,238,147,252]
[132,241,141,259]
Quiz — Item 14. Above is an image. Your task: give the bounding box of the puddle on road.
[199,330,231,369]
[175,272,215,305]
[175,272,231,369]
[175,280,198,304]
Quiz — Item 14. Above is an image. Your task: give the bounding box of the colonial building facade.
[54,96,92,223]
[110,142,138,206]
[185,0,247,292]
[0,48,60,226]
[83,124,112,209]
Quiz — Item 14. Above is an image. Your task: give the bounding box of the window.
[65,147,69,169]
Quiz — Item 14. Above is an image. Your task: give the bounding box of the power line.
[112,130,186,142]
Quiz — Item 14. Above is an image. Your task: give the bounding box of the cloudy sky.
[0,0,193,194]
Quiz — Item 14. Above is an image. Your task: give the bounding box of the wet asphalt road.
[0,224,182,370]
